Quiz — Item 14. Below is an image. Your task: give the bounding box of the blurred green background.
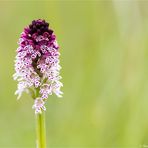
[0,0,148,147]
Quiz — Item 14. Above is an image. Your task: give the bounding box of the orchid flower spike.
[13,19,63,114]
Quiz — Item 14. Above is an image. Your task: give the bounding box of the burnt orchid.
[13,19,63,114]
[13,19,63,148]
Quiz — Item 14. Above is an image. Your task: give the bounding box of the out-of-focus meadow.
[0,0,148,147]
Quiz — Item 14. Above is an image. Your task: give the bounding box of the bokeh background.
[0,0,148,147]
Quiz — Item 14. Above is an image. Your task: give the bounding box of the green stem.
[36,111,46,148]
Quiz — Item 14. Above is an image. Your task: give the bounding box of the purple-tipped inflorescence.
[13,19,63,114]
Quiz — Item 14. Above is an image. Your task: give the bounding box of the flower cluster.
[13,19,63,114]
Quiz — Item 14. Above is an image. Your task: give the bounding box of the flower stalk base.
[36,112,46,148]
